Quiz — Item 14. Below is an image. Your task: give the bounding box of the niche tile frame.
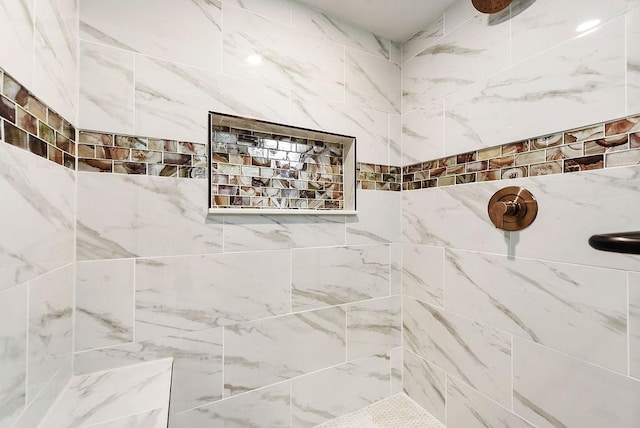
[208,112,357,214]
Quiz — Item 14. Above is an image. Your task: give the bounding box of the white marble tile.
[90,408,167,428]
[347,297,401,360]
[403,296,512,407]
[389,114,401,165]
[0,0,34,88]
[171,382,290,428]
[222,0,291,24]
[511,0,630,64]
[402,103,445,164]
[389,243,401,296]
[292,245,390,311]
[631,272,640,379]
[628,0,640,12]
[73,327,223,414]
[390,347,402,395]
[44,359,172,428]
[80,0,222,72]
[28,265,73,404]
[629,8,640,115]
[14,358,71,427]
[445,249,627,372]
[402,182,510,255]
[389,41,402,64]
[291,354,390,427]
[224,306,346,396]
[79,41,135,134]
[403,16,443,63]
[135,55,290,143]
[291,1,390,59]
[290,93,389,165]
[75,259,135,352]
[223,5,344,101]
[346,48,401,114]
[223,214,345,252]
[513,337,640,428]
[346,190,401,245]
[77,173,223,260]
[445,18,626,155]
[0,143,75,291]
[443,0,478,34]
[33,0,77,121]
[402,244,444,306]
[514,165,640,271]
[135,251,290,340]
[402,349,446,423]
[403,13,510,113]
[0,284,27,427]
[447,376,535,428]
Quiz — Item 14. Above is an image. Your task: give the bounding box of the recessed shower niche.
[208,112,357,214]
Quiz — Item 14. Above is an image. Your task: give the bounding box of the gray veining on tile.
[172,382,290,428]
[514,337,640,428]
[75,259,134,352]
[402,349,446,423]
[402,103,445,164]
[222,0,291,24]
[224,306,346,396]
[292,245,390,311]
[447,376,534,428]
[403,16,443,63]
[346,48,401,114]
[0,143,74,291]
[403,296,512,407]
[79,41,135,134]
[73,327,223,414]
[135,251,290,340]
[390,347,402,395]
[445,249,627,372]
[43,359,172,428]
[135,55,290,143]
[631,272,640,379]
[89,408,167,428]
[0,284,27,427]
[291,1,390,60]
[292,354,390,427]
[347,297,401,360]
[346,190,401,245]
[0,0,34,88]
[223,214,345,252]
[402,244,444,306]
[28,265,73,404]
[77,173,223,260]
[223,5,345,102]
[80,0,222,72]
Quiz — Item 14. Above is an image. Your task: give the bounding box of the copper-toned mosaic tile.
[564,155,604,173]
[529,161,563,176]
[605,115,640,136]
[501,166,528,180]
[564,124,604,143]
[605,149,640,167]
[0,68,76,169]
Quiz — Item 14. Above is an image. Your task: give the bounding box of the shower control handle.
[487,187,537,231]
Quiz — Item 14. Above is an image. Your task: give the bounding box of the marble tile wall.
[73,0,403,426]
[401,1,640,427]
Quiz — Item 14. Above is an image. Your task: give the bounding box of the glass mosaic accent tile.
[209,112,357,211]
[0,68,76,169]
[77,131,207,178]
[402,114,640,191]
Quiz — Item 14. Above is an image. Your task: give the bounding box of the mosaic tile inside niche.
[211,125,346,209]
[77,131,207,178]
[402,113,640,190]
[0,68,76,169]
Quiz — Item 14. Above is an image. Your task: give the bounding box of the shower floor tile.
[317,393,446,428]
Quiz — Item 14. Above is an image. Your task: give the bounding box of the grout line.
[221,326,225,398]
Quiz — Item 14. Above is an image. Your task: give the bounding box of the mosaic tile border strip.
[402,114,640,190]
[0,69,76,169]
[357,162,401,191]
[210,115,352,210]
[77,131,207,178]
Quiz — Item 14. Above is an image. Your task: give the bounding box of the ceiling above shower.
[295,0,458,42]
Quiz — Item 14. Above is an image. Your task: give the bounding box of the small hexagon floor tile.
[317,393,446,428]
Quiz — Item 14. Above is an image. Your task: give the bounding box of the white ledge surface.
[208,208,358,216]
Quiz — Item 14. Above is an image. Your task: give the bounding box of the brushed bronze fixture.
[487,186,537,231]
[472,0,512,14]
